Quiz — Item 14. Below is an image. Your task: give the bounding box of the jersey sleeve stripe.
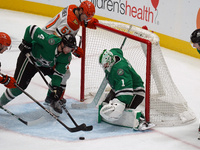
[115,88,134,97]
[45,14,60,29]
[29,25,38,39]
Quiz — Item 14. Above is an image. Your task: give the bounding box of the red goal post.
[80,21,196,126]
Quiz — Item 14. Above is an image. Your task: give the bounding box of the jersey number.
[61,26,71,34]
[121,79,125,87]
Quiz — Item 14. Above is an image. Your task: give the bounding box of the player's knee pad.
[100,98,125,122]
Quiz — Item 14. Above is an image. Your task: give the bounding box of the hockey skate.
[133,111,155,131]
[137,117,155,131]
[44,96,66,107]
[49,100,63,117]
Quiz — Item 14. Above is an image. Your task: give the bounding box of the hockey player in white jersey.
[42,1,99,105]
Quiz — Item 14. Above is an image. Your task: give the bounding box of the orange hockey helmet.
[79,1,95,20]
[0,32,11,46]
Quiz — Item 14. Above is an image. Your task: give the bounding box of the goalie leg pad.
[99,107,155,130]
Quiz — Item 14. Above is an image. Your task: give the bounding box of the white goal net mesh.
[83,20,196,126]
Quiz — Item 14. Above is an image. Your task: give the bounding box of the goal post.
[80,20,196,126]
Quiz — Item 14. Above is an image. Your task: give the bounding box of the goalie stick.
[71,77,108,109]
[71,24,133,109]
[25,54,93,131]
[0,105,45,126]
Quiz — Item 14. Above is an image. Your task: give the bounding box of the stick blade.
[27,116,46,126]
[71,102,96,109]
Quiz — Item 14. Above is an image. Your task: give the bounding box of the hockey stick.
[15,83,85,132]
[71,24,133,109]
[25,54,93,131]
[62,105,93,131]
[0,105,44,126]
[0,73,45,126]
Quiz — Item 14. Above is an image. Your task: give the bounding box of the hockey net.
[80,20,196,126]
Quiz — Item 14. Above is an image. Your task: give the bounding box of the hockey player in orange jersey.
[42,1,99,106]
[0,32,16,89]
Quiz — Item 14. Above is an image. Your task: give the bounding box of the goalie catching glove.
[100,98,125,122]
[0,74,16,89]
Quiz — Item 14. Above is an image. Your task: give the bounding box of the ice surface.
[0,9,200,150]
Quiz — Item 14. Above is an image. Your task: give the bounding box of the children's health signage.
[2,0,200,58]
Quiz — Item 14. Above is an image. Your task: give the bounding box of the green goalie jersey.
[23,25,72,87]
[105,48,144,105]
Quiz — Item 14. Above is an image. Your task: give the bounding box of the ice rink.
[0,9,200,150]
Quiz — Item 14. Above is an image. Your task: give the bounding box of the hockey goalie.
[98,48,155,131]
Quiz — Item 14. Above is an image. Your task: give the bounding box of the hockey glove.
[86,18,99,29]
[72,47,84,58]
[0,75,16,89]
[19,39,32,54]
[50,86,63,102]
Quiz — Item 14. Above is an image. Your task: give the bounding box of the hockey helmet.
[99,49,115,72]
[0,32,11,47]
[190,29,200,45]
[61,34,76,48]
[79,1,95,20]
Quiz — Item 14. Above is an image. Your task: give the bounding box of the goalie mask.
[61,34,76,49]
[99,49,115,72]
[190,29,200,46]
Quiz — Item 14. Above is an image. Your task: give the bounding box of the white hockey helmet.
[99,49,115,72]
[100,98,125,122]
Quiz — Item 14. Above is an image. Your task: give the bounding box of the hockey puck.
[79,137,85,140]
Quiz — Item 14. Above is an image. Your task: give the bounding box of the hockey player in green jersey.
[190,29,200,52]
[99,48,155,130]
[0,25,77,116]
[190,29,200,136]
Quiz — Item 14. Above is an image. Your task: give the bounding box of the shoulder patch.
[48,38,55,45]
[117,69,124,76]
[73,19,78,25]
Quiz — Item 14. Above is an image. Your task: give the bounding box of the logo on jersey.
[117,69,124,76]
[73,19,78,25]
[38,34,44,40]
[48,38,55,45]
[62,7,68,17]
[35,55,53,67]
